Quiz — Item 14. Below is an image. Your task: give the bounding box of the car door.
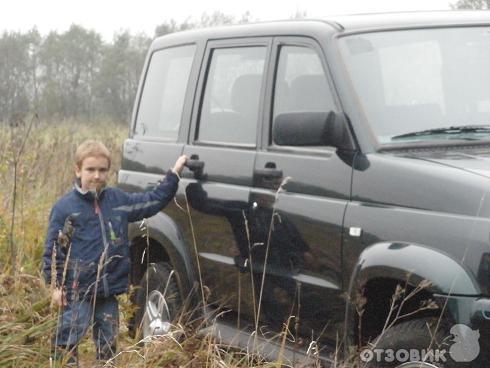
[117,43,202,289]
[120,44,197,187]
[251,37,353,346]
[180,39,272,322]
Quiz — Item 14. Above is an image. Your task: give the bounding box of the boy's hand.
[171,155,188,175]
[52,287,67,308]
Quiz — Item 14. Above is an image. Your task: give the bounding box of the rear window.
[197,46,267,145]
[135,45,196,140]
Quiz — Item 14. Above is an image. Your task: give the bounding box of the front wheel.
[133,262,181,339]
[365,318,457,368]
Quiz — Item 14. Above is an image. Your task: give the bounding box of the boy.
[42,140,187,365]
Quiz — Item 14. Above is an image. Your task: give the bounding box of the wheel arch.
[129,211,197,300]
[344,241,480,347]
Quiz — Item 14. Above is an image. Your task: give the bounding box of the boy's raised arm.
[119,155,187,222]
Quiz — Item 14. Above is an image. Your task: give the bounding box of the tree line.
[1,26,149,125]
[451,0,490,9]
[0,12,254,126]
[1,2,487,126]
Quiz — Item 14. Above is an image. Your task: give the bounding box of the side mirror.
[272,111,354,150]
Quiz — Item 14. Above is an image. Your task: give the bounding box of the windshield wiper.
[391,125,490,140]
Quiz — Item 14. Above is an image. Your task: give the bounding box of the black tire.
[365,318,457,368]
[133,262,181,339]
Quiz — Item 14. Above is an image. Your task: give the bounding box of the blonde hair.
[75,140,111,169]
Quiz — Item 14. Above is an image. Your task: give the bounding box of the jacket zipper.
[95,197,110,297]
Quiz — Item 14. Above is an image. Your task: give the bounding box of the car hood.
[409,148,490,179]
[355,146,490,219]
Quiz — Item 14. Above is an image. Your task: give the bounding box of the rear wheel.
[133,262,181,339]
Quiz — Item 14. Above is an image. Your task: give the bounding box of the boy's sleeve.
[42,204,67,287]
[120,169,180,223]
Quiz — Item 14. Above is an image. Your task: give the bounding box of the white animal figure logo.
[449,324,480,362]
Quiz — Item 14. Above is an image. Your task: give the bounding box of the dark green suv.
[118,11,490,367]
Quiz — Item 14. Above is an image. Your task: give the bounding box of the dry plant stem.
[92,248,107,319]
[357,307,363,352]
[333,332,340,368]
[183,190,207,317]
[8,114,37,270]
[50,245,63,364]
[203,325,214,368]
[369,278,438,366]
[253,212,274,352]
[376,283,407,344]
[177,283,199,327]
[254,177,291,353]
[61,245,72,290]
[242,210,258,325]
[50,243,58,299]
[144,220,150,368]
[295,280,301,344]
[278,315,294,367]
[237,269,241,330]
[51,239,73,364]
[132,218,151,365]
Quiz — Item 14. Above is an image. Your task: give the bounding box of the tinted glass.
[198,46,266,145]
[135,45,195,140]
[273,46,335,116]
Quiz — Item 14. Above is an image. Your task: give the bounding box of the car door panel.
[179,39,271,320]
[251,37,353,345]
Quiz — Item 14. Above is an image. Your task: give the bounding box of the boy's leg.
[52,298,92,364]
[92,295,119,361]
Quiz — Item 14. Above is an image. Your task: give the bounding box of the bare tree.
[451,0,490,9]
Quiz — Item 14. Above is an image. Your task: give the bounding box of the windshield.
[338,27,490,145]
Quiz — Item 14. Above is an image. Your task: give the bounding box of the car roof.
[151,11,490,49]
[331,10,490,32]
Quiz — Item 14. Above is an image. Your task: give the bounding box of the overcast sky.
[2,0,454,40]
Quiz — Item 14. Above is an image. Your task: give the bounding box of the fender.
[344,241,480,347]
[128,211,197,296]
[349,241,480,296]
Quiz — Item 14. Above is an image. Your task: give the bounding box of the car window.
[197,46,267,145]
[273,46,335,115]
[135,45,196,140]
[272,45,336,145]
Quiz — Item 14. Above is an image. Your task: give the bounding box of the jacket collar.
[73,179,106,201]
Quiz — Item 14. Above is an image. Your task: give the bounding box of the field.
[0,120,322,368]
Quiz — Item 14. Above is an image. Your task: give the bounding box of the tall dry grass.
[0,119,126,272]
[0,119,128,366]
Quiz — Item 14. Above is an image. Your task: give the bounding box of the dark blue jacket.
[43,170,179,299]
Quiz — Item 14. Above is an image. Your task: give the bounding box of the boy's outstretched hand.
[171,155,188,175]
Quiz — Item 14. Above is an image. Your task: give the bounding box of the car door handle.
[254,168,283,178]
[186,159,204,171]
[185,158,205,171]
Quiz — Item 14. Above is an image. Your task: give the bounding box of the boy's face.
[75,156,110,193]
